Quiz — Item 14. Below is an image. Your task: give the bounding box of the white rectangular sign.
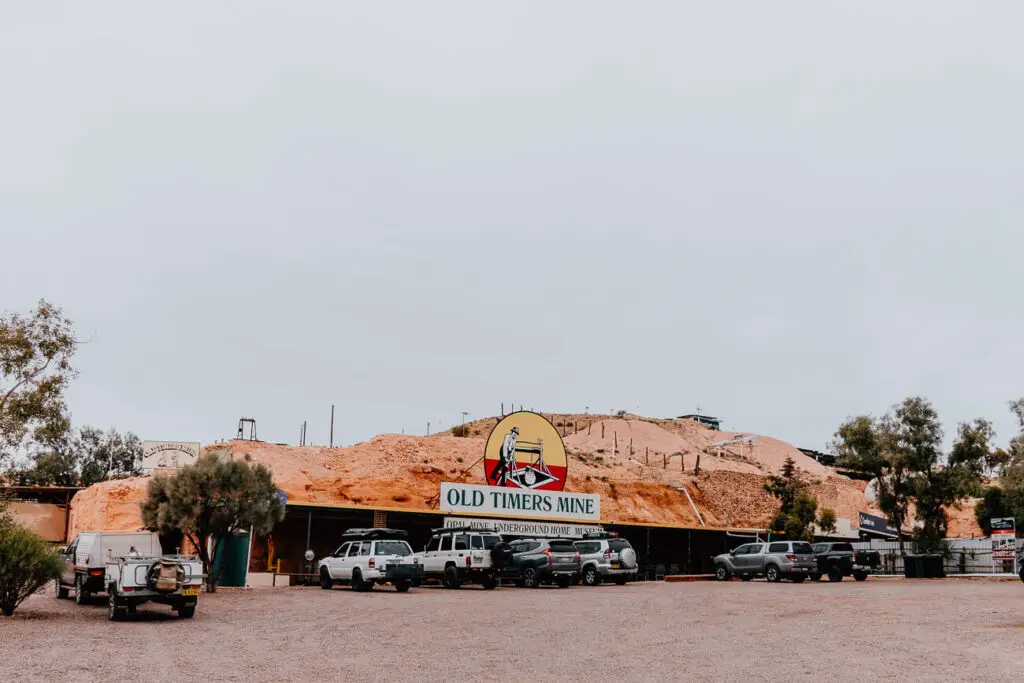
[440,482,601,522]
[141,441,201,471]
[443,516,602,539]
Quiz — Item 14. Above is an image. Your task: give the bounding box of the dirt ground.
[3,580,1023,681]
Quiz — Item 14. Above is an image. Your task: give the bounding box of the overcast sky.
[2,3,1022,452]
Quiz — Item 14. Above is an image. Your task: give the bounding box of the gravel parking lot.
[3,579,1024,681]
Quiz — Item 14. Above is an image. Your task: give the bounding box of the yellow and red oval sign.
[484,412,567,491]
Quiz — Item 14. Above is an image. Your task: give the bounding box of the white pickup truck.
[105,554,204,620]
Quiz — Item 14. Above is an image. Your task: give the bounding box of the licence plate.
[611,563,620,569]
[181,587,199,596]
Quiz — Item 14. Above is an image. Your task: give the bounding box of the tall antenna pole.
[330,405,335,448]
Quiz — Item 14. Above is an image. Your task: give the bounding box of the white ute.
[105,552,204,620]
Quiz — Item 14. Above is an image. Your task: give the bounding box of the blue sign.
[277,490,288,507]
[859,511,898,538]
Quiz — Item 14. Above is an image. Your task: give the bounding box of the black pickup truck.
[811,542,881,582]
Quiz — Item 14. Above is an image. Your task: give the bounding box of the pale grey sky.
[2,2,1021,452]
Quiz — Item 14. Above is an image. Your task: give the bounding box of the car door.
[340,542,362,579]
[327,543,349,579]
[740,544,765,572]
[423,536,441,574]
[453,534,471,566]
[61,539,78,585]
[469,534,486,567]
[729,544,751,571]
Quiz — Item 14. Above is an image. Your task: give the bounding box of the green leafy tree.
[0,503,64,616]
[833,397,988,554]
[141,453,285,591]
[765,457,838,541]
[11,426,142,487]
[832,415,886,477]
[0,301,77,466]
[974,487,1009,536]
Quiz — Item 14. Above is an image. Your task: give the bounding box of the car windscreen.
[374,541,411,556]
[549,542,576,552]
[813,544,826,553]
[512,541,540,553]
[792,542,814,555]
[481,535,500,550]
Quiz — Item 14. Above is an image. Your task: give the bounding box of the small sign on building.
[991,517,1016,573]
[141,441,201,471]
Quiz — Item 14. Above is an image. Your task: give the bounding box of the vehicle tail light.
[543,548,552,567]
[465,556,472,567]
[603,548,611,559]
[89,570,104,577]
[369,558,375,569]
[122,586,133,592]
[786,554,797,561]
[576,550,582,569]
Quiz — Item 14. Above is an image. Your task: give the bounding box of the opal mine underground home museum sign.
[440,482,601,522]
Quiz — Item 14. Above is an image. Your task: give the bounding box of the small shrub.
[599,476,608,483]
[596,448,605,454]
[616,410,627,417]
[451,425,470,438]
[0,511,64,617]
[566,421,574,427]
[585,475,591,481]
[456,457,463,463]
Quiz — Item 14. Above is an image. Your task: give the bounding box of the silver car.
[713,540,815,583]
[574,533,638,586]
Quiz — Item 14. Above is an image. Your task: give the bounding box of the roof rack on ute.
[341,528,408,540]
[580,531,616,540]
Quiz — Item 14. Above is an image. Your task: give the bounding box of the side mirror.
[729,549,736,555]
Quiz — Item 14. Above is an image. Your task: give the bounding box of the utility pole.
[427,422,430,436]
[330,404,335,448]
[461,411,469,428]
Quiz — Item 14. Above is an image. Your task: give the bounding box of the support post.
[330,405,335,448]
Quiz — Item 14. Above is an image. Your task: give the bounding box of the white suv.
[318,529,422,593]
[418,526,512,589]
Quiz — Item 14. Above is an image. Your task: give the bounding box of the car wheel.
[394,580,411,593]
[556,576,571,588]
[582,566,601,586]
[55,579,69,599]
[853,571,868,582]
[714,565,730,581]
[75,575,90,605]
[178,606,196,619]
[522,568,540,588]
[107,589,125,621]
[827,567,843,582]
[791,575,806,583]
[765,565,780,583]
[443,566,461,590]
[613,576,627,586]
[481,575,498,590]
[1019,567,1024,584]
[319,568,333,590]
[740,575,753,582]
[808,573,822,581]
[352,569,373,592]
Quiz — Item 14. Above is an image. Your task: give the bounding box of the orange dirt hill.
[68,413,982,540]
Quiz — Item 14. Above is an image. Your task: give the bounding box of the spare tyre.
[619,547,637,570]
[491,542,514,568]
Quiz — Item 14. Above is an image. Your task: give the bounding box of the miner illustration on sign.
[489,426,519,486]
